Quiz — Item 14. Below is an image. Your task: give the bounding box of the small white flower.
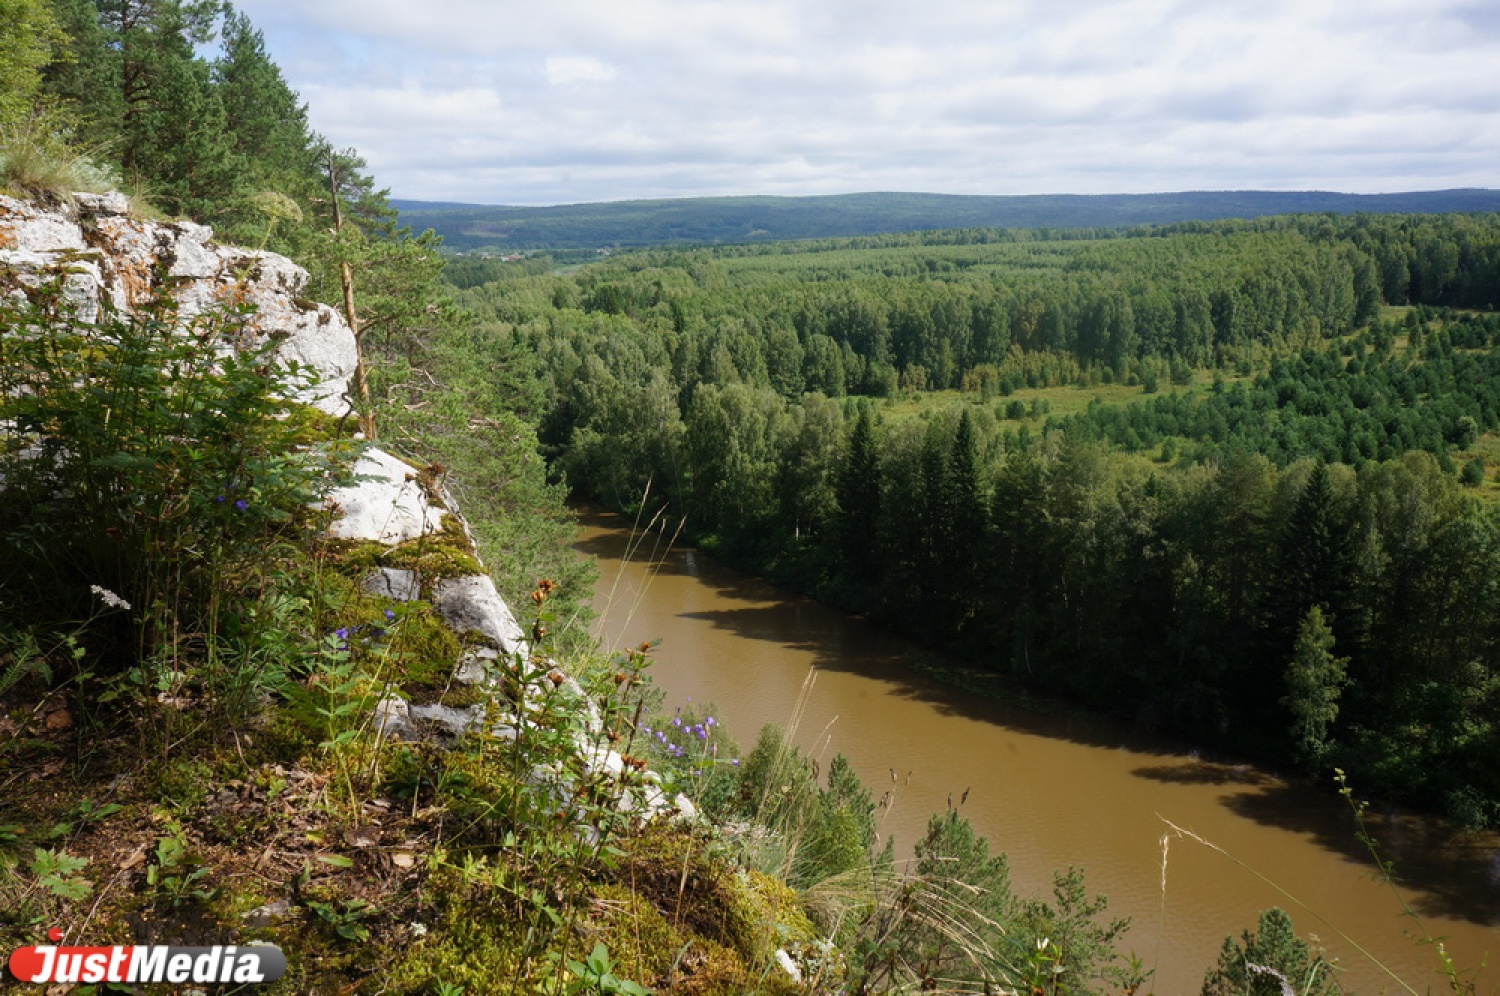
[89,585,131,611]
[410,922,428,938]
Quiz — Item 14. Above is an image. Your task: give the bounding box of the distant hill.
[392,189,1500,252]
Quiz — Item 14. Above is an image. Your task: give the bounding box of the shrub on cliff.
[0,286,351,713]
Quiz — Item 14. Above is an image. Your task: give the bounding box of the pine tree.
[214,8,317,193]
[1202,908,1343,996]
[84,0,237,217]
[939,409,987,636]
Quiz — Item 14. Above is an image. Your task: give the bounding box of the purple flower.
[234,499,248,511]
[214,495,225,503]
[334,627,350,642]
[705,716,716,727]
[731,759,740,766]
[384,608,397,622]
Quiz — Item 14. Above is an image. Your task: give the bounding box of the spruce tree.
[836,404,881,596]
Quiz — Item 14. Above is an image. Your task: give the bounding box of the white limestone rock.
[72,192,131,217]
[372,696,411,740]
[324,448,447,545]
[0,194,358,414]
[454,646,501,685]
[166,221,218,279]
[363,568,421,602]
[409,702,486,736]
[0,249,105,321]
[0,197,86,253]
[433,575,528,657]
[262,301,357,415]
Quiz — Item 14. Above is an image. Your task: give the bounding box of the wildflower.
[731,759,740,766]
[705,716,716,727]
[530,578,557,606]
[334,627,350,645]
[234,499,247,511]
[89,585,131,611]
[385,608,396,622]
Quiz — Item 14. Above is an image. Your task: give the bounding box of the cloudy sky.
[230,0,1500,206]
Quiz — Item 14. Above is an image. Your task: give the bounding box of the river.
[573,506,1499,995]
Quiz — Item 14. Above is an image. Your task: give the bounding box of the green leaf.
[316,854,354,868]
[46,876,93,900]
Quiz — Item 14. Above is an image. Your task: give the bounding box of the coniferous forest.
[452,217,1500,828]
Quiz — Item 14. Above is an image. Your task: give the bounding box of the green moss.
[283,402,361,446]
[610,825,767,965]
[320,519,483,585]
[587,882,687,982]
[745,869,818,945]
[379,859,539,993]
[381,536,483,582]
[435,681,489,709]
[385,604,465,693]
[143,757,217,810]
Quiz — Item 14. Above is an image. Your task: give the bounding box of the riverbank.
[575,503,1500,996]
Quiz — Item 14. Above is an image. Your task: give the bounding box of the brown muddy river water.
[573,507,1499,995]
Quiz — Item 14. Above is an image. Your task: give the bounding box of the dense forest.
[393,189,1500,252]
[447,215,1500,828]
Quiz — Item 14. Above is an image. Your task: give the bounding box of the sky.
[229,0,1500,206]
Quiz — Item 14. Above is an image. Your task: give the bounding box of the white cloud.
[228,0,1500,204]
[545,56,618,87]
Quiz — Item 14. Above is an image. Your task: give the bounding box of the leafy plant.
[562,943,649,996]
[0,287,352,724]
[145,830,216,907]
[307,896,375,943]
[29,847,92,900]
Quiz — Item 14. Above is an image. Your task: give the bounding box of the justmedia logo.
[8,928,286,986]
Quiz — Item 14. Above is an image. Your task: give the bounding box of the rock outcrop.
[1,192,692,823]
[0,193,355,415]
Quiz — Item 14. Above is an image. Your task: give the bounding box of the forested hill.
[394,188,1500,251]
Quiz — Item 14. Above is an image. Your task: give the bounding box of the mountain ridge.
[392,188,1500,251]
